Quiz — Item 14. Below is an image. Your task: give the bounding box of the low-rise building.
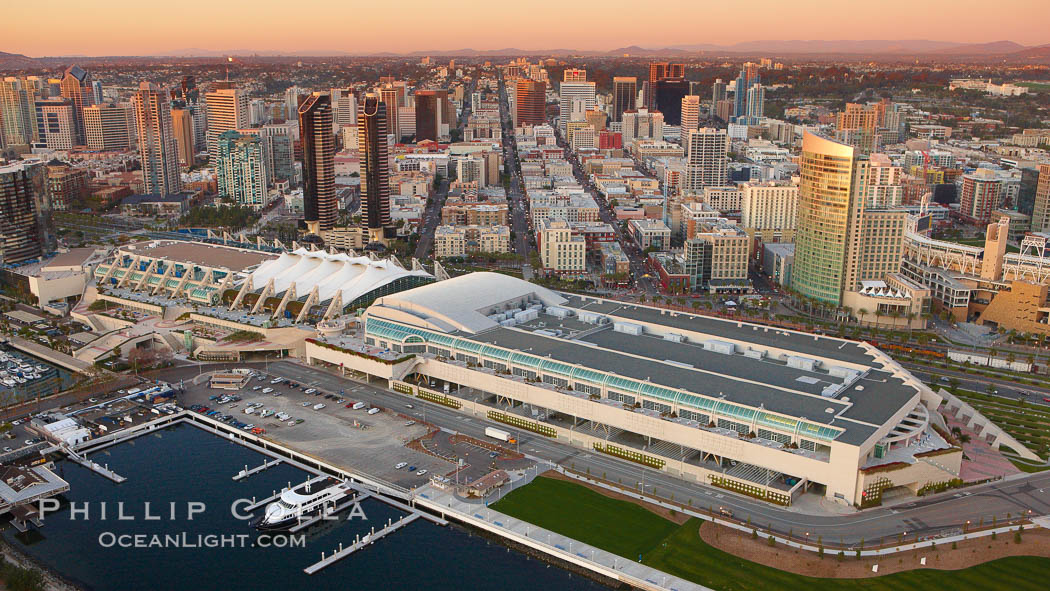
[628,218,671,251]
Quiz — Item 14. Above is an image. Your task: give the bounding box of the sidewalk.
[415,479,709,591]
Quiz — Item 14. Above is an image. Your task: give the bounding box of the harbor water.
[1,424,610,591]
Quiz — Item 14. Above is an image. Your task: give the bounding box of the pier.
[346,481,448,525]
[303,513,421,575]
[64,448,126,483]
[232,458,282,481]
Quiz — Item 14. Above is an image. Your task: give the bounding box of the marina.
[0,345,75,402]
[1,422,608,591]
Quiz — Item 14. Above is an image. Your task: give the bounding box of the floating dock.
[232,458,282,481]
[65,449,126,483]
[304,513,421,575]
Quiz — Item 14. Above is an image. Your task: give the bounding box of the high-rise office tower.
[621,109,664,146]
[261,122,295,182]
[647,62,684,107]
[34,98,76,150]
[732,64,760,124]
[285,86,305,119]
[334,89,358,136]
[59,65,94,145]
[563,69,587,82]
[679,95,700,145]
[558,80,595,134]
[684,128,728,192]
[514,79,546,127]
[204,87,249,161]
[0,161,49,265]
[414,90,442,142]
[298,93,336,234]
[83,103,135,151]
[833,102,883,154]
[133,82,182,196]
[379,85,401,141]
[612,77,637,123]
[0,78,35,146]
[171,104,195,168]
[216,130,269,209]
[1032,164,1050,233]
[712,79,727,106]
[653,78,689,125]
[790,132,904,306]
[358,94,392,243]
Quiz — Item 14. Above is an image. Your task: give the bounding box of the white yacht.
[254,478,351,530]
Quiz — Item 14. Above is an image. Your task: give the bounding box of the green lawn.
[491,476,678,559]
[494,476,1050,591]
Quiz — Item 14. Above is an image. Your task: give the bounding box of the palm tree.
[906,312,916,341]
[857,308,868,326]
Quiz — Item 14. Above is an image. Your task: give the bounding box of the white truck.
[484,427,516,444]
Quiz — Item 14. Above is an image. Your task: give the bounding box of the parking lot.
[180,374,453,488]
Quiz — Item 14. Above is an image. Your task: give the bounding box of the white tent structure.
[244,248,433,315]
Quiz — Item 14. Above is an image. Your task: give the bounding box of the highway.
[156,360,1050,547]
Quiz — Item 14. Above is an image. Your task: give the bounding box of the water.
[2,424,609,591]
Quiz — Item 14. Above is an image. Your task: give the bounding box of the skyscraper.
[216,130,269,209]
[558,80,595,134]
[133,82,182,195]
[298,93,336,234]
[711,79,727,106]
[1032,164,1050,233]
[171,104,195,168]
[83,103,135,151]
[742,83,765,125]
[379,85,401,140]
[358,94,392,243]
[788,132,907,307]
[0,78,35,146]
[59,65,94,145]
[653,78,689,125]
[612,77,637,123]
[333,88,358,136]
[514,79,546,127]
[647,62,685,107]
[0,161,49,266]
[684,128,728,192]
[34,98,76,150]
[414,90,441,142]
[679,95,700,145]
[733,63,760,124]
[204,87,249,161]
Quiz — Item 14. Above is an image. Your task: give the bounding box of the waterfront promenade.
[415,476,709,591]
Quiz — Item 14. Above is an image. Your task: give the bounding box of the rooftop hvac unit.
[577,311,607,325]
[546,306,572,319]
[828,366,861,381]
[703,340,736,355]
[514,309,539,323]
[786,356,818,372]
[821,384,842,398]
[742,348,765,360]
[663,333,684,343]
[613,322,644,336]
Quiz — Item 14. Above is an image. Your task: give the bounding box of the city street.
[495,72,532,257]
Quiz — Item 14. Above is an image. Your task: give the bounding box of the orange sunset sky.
[5,0,1048,56]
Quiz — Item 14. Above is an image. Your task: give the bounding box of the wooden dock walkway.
[303,513,421,575]
[232,458,282,481]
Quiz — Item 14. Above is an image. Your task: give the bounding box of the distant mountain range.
[2,40,1049,67]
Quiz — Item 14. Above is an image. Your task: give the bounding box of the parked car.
[395,462,408,469]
